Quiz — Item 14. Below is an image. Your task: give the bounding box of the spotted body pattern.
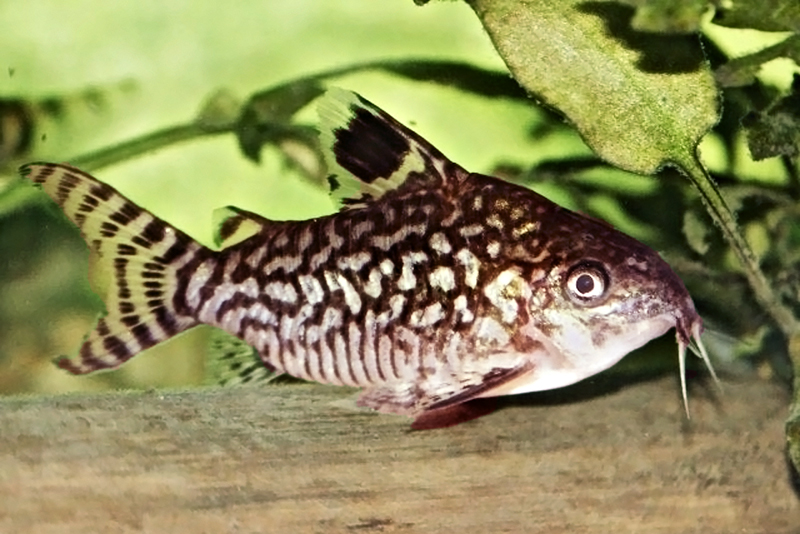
[21,88,715,423]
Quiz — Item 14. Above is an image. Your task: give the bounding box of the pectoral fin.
[423,361,535,412]
[357,361,535,428]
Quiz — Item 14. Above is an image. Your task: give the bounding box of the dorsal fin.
[212,205,273,249]
[318,88,467,209]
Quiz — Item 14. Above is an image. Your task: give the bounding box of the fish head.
[513,204,715,412]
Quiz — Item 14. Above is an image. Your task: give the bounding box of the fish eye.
[565,262,609,304]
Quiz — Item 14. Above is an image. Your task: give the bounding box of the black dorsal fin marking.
[318,88,468,210]
[20,162,204,374]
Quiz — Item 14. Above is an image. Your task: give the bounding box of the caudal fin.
[20,162,205,374]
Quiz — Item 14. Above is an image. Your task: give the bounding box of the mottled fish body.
[20,88,716,423]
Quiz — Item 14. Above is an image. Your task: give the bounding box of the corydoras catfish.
[20,88,717,427]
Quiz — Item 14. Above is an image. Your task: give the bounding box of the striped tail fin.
[20,162,206,374]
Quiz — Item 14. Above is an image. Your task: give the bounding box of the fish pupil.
[576,274,595,295]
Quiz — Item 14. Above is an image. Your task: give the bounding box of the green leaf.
[467,0,718,175]
[714,34,800,88]
[683,209,711,255]
[743,74,800,160]
[614,0,711,33]
[372,60,528,100]
[714,0,800,32]
[236,80,327,164]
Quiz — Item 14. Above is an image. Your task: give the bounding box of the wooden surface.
[1,375,798,533]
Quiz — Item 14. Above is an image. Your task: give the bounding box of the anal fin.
[424,361,535,412]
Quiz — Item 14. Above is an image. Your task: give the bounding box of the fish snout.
[674,303,720,417]
[673,297,702,346]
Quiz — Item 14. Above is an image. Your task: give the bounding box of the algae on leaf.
[467,0,718,175]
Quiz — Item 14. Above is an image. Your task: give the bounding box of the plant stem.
[70,122,232,173]
[677,152,799,337]
[786,333,800,472]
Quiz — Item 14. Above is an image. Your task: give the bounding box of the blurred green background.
[0,1,794,396]
[0,1,532,394]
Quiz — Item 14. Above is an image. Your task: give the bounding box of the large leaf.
[467,0,718,175]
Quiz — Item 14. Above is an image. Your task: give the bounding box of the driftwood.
[1,375,798,533]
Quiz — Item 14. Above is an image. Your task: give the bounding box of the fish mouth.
[675,315,721,418]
